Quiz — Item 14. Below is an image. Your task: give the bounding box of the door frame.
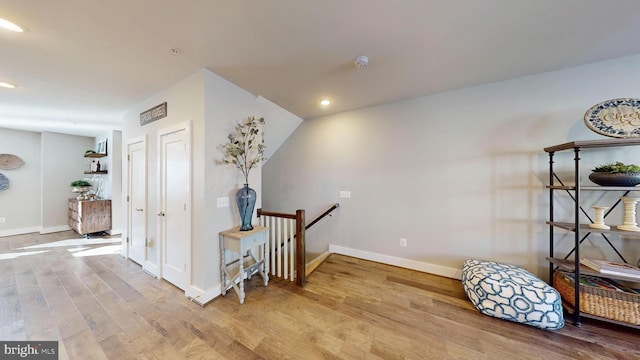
[126,135,148,269]
[156,121,192,287]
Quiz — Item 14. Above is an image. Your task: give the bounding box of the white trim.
[328,244,462,280]
[185,284,221,306]
[144,262,159,278]
[40,225,71,234]
[0,227,42,237]
[108,228,122,236]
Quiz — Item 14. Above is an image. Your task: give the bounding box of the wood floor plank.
[64,328,109,360]
[99,331,154,360]
[0,282,21,330]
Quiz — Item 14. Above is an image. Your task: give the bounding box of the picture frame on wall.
[97,139,108,155]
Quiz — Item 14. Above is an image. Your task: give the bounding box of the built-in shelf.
[84,153,107,158]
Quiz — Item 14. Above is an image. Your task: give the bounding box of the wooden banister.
[295,209,305,286]
[305,203,340,230]
[256,209,297,219]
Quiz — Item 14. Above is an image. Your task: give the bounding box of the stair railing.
[257,203,339,287]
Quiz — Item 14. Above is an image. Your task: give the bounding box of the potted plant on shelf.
[220,116,266,231]
[589,162,640,186]
[70,180,92,200]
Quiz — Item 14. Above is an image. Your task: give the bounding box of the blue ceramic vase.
[236,184,256,231]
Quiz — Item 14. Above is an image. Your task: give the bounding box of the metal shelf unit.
[544,138,640,327]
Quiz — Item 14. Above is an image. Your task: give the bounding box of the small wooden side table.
[219,226,269,304]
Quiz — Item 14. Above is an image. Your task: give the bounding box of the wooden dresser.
[68,198,112,235]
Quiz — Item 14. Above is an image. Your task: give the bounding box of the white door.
[158,124,191,289]
[127,139,146,266]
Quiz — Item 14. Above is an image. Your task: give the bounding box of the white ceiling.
[2,0,640,137]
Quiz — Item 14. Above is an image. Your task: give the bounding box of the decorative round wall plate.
[0,154,25,170]
[584,98,640,138]
[0,173,9,191]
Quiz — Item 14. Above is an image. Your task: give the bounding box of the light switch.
[339,191,351,199]
[217,197,230,208]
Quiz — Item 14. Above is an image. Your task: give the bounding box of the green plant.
[592,162,640,173]
[70,180,92,187]
[220,116,266,184]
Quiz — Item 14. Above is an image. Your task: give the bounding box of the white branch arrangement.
[220,116,266,184]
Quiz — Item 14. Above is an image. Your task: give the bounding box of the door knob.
[157,212,165,217]
[135,208,144,212]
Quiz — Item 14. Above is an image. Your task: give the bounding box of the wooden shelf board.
[547,257,640,282]
[547,185,640,191]
[84,153,107,158]
[84,171,108,174]
[223,256,263,281]
[547,221,640,238]
[544,138,640,153]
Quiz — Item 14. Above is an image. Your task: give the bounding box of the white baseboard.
[186,284,221,306]
[0,226,42,238]
[328,244,462,280]
[40,225,71,234]
[108,228,122,236]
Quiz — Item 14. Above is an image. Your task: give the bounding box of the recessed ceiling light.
[0,82,16,89]
[320,99,331,106]
[0,18,24,32]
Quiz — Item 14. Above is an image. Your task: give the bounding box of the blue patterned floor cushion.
[462,259,564,330]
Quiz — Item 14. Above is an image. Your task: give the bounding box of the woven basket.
[554,271,640,325]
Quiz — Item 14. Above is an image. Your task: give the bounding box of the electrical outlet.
[339,191,351,198]
[0,217,5,223]
[217,197,229,208]
[400,238,407,247]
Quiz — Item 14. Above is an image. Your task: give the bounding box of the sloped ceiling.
[2,0,640,136]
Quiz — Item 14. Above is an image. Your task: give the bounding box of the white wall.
[0,128,97,236]
[263,54,640,281]
[110,130,123,235]
[200,70,262,294]
[0,128,41,235]
[41,132,95,233]
[257,96,304,160]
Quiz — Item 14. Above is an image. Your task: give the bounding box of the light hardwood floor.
[1,230,639,359]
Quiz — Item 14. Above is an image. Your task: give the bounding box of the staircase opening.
[257,203,339,286]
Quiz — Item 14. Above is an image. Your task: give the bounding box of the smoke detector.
[354,55,369,69]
